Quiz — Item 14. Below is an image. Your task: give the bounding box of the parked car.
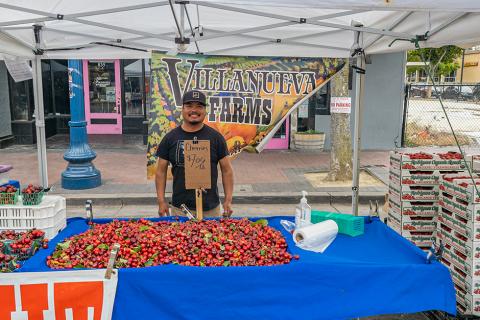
[441,86,460,100]
[459,86,474,101]
[473,84,480,102]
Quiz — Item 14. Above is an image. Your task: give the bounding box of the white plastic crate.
[0,195,66,239]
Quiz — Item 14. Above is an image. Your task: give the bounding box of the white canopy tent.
[1,0,480,213]
[1,1,480,58]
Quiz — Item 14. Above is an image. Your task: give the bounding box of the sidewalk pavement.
[0,134,390,205]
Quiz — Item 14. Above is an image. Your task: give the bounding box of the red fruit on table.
[47,219,293,269]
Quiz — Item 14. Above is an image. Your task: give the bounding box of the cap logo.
[193,91,200,98]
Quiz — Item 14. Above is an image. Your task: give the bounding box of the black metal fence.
[403,84,480,147]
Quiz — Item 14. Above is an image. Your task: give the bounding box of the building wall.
[315,51,406,150]
[0,62,12,138]
[458,51,480,83]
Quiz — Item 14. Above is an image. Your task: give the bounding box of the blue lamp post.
[61,60,101,189]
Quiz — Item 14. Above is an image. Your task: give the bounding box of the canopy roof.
[0,1,479,59]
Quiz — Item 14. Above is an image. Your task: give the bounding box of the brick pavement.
[0,135,390,197]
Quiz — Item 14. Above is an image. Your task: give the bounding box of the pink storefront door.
[265,117,290,150]
[84,60,122,134]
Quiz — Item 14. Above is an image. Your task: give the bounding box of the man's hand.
[222,200,233,217]
[155,158,169,217]
[219,156,234,218]
[158,201,169,217]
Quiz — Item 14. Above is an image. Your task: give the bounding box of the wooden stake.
[195,189,203,221]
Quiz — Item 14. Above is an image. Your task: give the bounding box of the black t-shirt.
[156,125,229,211]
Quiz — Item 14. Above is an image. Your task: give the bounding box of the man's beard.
[186,118,202,124]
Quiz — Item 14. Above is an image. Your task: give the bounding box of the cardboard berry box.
[439,192,480,222]
[389,168,442,186]
[390,151,467,171]
[387,216,436,233]
[389,209,436,224]
[441,174,480,203]
[389,195,438,216]
[405,235,435,247]
[390,151,435,170]
[437,222,478,257]
[441,247,478,277]
[389,183,439,201]
[437,214,475,240]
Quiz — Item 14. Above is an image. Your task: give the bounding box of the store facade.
[0,59,150,146]
[0,58,328,150]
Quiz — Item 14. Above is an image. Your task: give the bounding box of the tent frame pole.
[31,26,48,188]
[352,29,365,216]
[189,0,414,39]
[0,2,170,27]
[198,10,366,41]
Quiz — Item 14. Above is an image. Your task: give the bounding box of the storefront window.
[123,59,144,116]
[51,60,69,115]
[88,61,116,113]
[297,83,330,132]
[8,76,33,121]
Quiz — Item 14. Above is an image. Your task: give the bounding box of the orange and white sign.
[330,96,352,114]
[0,270,117,320]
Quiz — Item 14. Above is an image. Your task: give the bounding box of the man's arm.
[155,158,170,216]
[219,156,234,216]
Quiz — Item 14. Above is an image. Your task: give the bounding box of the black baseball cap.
[182,90,207,106]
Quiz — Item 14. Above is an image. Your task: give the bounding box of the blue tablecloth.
[20,217,456,320]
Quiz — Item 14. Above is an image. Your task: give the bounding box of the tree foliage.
[407,46,463,80]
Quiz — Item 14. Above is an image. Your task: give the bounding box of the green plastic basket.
[4,238,42,260]
[0,259,18,272]
[0,190,19,205]
[311,210,364,237]
[21,191,45,205]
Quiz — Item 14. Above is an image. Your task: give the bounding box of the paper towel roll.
[293,220,338,253]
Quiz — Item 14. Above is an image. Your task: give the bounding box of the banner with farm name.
[147,53,345,178]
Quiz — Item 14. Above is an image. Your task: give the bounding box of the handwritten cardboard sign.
[184,140,211,189]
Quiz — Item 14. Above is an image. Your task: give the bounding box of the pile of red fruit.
[406,152,433,160]
[22,184,43,194]
[0,185,17,194]
[0,230,20,240]
[4,229,47,259]
[47,219,297,269]
[0,252,19,272]
[0,185,18,204]
[0,229,47,271]
[437,152,462,160]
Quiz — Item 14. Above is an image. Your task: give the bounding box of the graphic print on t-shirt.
[175,140,185,167]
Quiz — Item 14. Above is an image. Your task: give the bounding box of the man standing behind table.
[155,90,234,217]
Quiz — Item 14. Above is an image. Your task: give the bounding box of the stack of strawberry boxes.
[437,173,480,315]
[388,151,465,251]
